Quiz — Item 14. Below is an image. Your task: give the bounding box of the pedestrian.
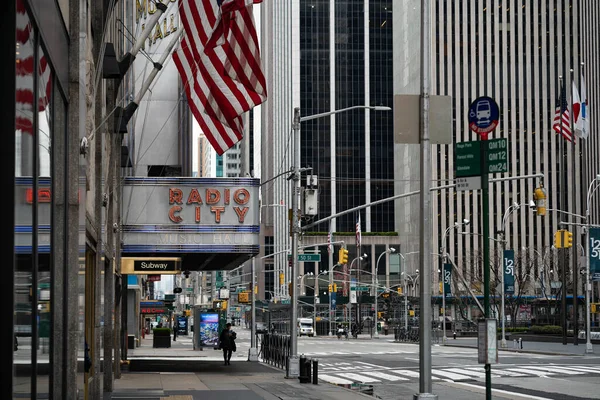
[219,323,233,365]
[173,324,177,341]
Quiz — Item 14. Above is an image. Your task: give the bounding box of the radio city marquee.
[121,177,260,251]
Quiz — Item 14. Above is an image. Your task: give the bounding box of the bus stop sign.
[468,96,500,138]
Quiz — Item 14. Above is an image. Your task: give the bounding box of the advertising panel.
[199,312,219,347]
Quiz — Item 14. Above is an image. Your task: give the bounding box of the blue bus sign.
[468,96,500,137]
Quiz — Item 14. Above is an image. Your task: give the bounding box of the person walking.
[219,323,233,365]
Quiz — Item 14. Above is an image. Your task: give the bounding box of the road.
[297,335,600,400]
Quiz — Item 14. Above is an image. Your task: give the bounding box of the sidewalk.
[439,336,595,356]
[108,329,374,400]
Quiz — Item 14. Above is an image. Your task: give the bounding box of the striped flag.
[355,213,361,248]
[327,226,333,254]
[553,78,573,142]
[16,0,52,135]
[173,0,267,155]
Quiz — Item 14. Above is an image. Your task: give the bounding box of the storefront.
[6,0,84,398]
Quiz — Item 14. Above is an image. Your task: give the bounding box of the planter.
[153,335,171,348]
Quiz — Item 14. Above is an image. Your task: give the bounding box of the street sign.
[297,253,321,262]
[468,96,500,137]
[486,138,508,174]
[455,141,481,177]
[455,176,482,191]
[281,299,291,305]
[350,286,369,291]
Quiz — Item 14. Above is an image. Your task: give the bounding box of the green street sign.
[455,141,481,177]
[281,299,291,305]
[351,286,369,291]
[186,287,193,292]
[297,254,321,262]
[485,138,508,173]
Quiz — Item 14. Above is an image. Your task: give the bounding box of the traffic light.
[533,184,547,216]
[288,282,293,297]
[333,283,337,292]
[338,248,349,265]
[254,285,258,294]
[328,284,333,292]
[397,287,402,295]
[554,230,564,248]
[565,231,573,248]
[279,273,285,285]
[221,300,227,310]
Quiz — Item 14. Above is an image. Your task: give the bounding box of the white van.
[297,318,314,337]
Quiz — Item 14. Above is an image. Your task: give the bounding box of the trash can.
[128,334,136,349]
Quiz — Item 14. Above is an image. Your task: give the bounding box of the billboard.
[199,312,219,347]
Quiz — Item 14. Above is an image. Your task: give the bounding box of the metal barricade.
[259,333,291,370]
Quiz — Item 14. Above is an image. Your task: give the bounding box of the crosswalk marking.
[431,369,475,381]
[356,361,391,369]
[442,368,495,379]
[338,373,380,383]
[389,369,440,380]
[524,365,584,375]
[359,371,409,381]
[465,367,525,377]
[318,364,600,386]
[558,366,600,374]
[504,368,550,376]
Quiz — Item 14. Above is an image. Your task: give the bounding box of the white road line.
[468,367,526,377]
[337,372,380,383]
[319,374,355,385]
[355,361,391,369]
[359,371,409,381]
[388,369,440,380]
[451,381,553,400]
[504,368,549,377]
[431,369,475,381]
[442,368,496,379]
[557,366,600,374]
[524,365,584,375]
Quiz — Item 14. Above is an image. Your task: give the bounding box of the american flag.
[355,213,361,248]
[553,78,573,142]
[327,228,333,254]
[16,0,52,135]
[173,0,267,155]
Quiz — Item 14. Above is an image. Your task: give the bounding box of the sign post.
[468,95,500,400]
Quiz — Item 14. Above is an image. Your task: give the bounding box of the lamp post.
[398,252,417,330]
[372,247,396,337]
[300,271,328,336]
[349,254,367,331]
[440,219,469,344]
[289,105,390,377]
[584,174,600,353]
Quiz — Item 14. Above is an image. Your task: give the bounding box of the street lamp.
[372,247,396,337]
[498,201,535,348]
[440,219,470,344]
[289,105,391,377]
[584,174,600,353]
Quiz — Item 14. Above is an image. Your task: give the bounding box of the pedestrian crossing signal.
[328,284,333,292]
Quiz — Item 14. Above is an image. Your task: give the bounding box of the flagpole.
[582,62,594,353]
[559,75,568,345]
[571,68,579,345]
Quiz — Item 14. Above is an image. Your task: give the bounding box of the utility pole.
[416,0,435,397]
